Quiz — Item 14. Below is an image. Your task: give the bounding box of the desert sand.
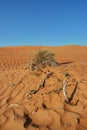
[0,45,87,130]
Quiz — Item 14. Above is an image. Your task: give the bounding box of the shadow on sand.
[59,61,74,65]
[69,82,79,105]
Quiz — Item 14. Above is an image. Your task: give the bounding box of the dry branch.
[62,80,69,103]
[8,103,21,108]
[29,72,53,95]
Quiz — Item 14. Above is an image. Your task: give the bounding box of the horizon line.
[0,43,87,48]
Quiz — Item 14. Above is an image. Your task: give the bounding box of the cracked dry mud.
[0,46,87,130]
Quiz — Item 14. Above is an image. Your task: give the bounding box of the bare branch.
[8,103,21,108]
[29,72,53,95]
[62,80,69,103]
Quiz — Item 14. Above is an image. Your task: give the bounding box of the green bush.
[29,49,59,70]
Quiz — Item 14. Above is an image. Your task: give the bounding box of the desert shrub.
[29,49,59,71]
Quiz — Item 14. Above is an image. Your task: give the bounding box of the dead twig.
[8,103,21,108]
[29,72,53,95]
[62,80,69,103]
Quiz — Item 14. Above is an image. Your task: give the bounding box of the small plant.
[29,49,59,71]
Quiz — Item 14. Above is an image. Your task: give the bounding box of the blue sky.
[0,0,87,46]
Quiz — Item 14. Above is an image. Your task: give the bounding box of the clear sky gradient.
[0,0,87,46]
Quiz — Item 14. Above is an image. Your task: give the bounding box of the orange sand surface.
[0,45,87,130]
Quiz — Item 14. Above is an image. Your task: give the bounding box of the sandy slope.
[0,45,87,130]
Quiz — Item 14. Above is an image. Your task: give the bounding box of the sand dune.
[0,45,87,130]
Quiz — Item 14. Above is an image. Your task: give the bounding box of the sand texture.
[0,46,87,130]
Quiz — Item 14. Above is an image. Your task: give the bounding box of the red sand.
[0,46,87,130]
